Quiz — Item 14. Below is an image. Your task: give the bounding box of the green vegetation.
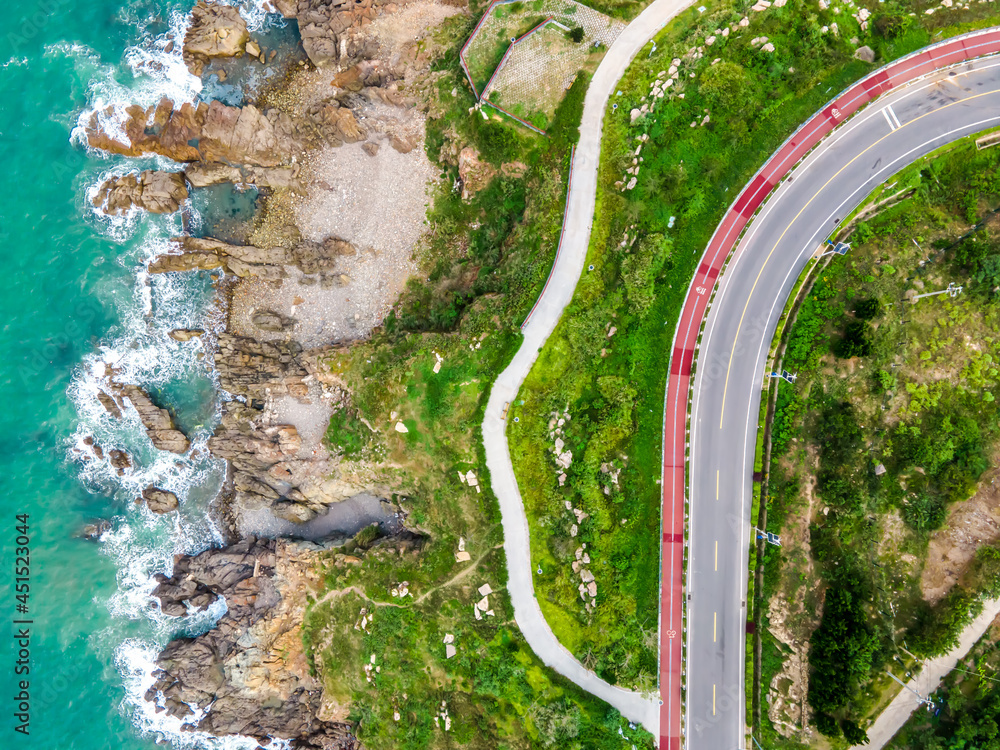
[325,406,380,460]
[509,0,1000,693]
[310,0,1000,745]
[758,141,1000,747]
[307,14,645,749]
[302,540,649,749]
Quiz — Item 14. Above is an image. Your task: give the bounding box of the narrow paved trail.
[481,0,699,735]
[862,599,1000,748]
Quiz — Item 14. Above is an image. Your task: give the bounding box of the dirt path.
[314,543,501,609]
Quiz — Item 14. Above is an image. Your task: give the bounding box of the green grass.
[509,0,1000,691]
[305,27,642,748]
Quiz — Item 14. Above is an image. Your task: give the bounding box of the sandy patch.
[272,391,334,455]
[368,1,464,63]
[767,448,823,740]
[921,464,1000,603]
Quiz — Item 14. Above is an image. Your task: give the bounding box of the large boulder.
[304,100,365,146]
[854,45,876,63]
[120,385,191,454]
[183,1,250,76]
[142,486,180,514]
[251,310,297,332]
[92,171,189,215]
[168,328,205,342]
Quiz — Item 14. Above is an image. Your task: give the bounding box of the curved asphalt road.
[482,0,697,735]
[681,40,1000,750]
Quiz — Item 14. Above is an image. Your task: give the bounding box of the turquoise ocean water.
[0,2,288,747]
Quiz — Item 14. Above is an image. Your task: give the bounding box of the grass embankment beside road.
[300,18,650,747]
[508,0,1000,691]
[756,141,1000,749]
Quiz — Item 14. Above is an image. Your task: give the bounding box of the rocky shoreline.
[147,537,360,749]
[76,0,460,744]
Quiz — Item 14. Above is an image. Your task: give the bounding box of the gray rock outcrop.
[183,1,250,76]
[275,0,387,68]
[97,390,123,419]
[251,310,298,332]
[120,385,191,454]
[146,538,359,749]
[85,99,299,167]
[184,162,305,191]
[142,486,180,514]
[148,236,356,280]
[92,171,189,215]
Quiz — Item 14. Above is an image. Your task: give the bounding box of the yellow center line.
[714,540,718,571]
[718,89,1000,428]
[713,684,717,715]
[714,611,717,642]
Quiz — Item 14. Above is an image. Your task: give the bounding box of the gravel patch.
[229,138,438,347]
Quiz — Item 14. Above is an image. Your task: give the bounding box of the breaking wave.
[64,1,291,745]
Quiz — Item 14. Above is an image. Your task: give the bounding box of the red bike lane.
[658,28,1000,750]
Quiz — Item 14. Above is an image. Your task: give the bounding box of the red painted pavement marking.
[669,347,695,376]
[660,31,1000,749]
[862,70,891,99]
[732,174,773,218]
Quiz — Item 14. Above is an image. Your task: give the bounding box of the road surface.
[481,0,698,735]
[672,34,1000,750]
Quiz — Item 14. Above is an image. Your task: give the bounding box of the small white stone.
[395,421,409,433]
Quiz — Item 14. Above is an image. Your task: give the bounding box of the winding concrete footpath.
[862,599,1000,749]
[670,31,1000,750]
[481,0,697,736]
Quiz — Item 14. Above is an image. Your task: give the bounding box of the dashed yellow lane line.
[718,89,1000,428]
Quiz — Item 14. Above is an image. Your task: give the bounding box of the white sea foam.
[236,0,287,32]
[65,6,202,154]
[67,3,297,744]
[2,57,28,69]
[116,639,291,750]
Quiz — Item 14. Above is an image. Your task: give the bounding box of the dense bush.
[908,588,982,657]
[808,573,880,715]
[841,718,870,745]
[854,297,881,320]
[834,320,873,358]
